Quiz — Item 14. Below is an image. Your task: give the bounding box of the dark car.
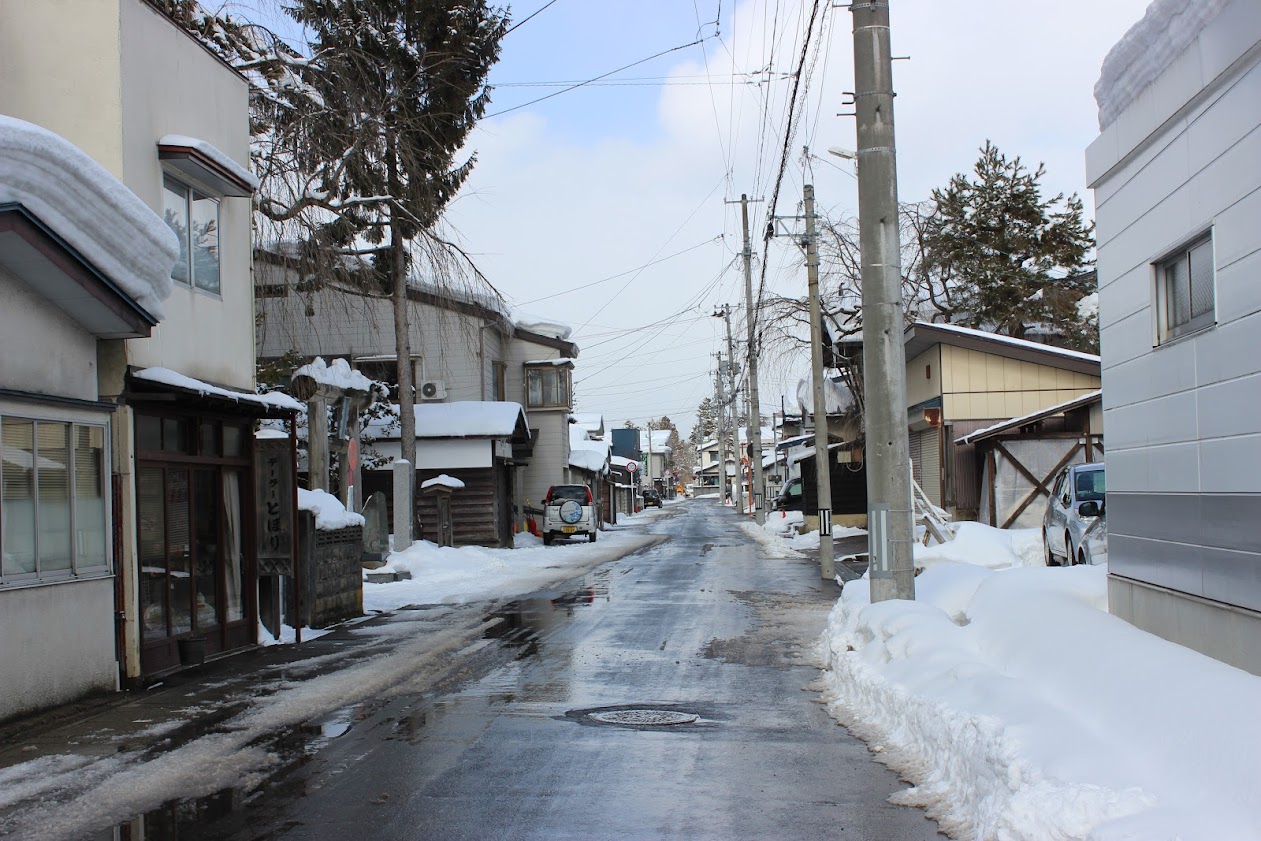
[642,489,663,508]
[773,477,804,512]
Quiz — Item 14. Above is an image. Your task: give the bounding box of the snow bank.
[0,115,178,318]
[365,529,658,611]
[291,356,374,393]
[420,474,465,491]
[914,521,1044,570]
[1094,0,1231,129]
[823,561,1261,840]
[297,488,365,530]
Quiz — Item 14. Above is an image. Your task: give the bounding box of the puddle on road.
[483,577,611,657]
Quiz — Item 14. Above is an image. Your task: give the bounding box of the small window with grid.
[1156,233,1214,343]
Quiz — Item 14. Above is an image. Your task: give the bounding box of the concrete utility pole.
[714,353,728,505]
[804,184,835,580]
[732,194,767,525]
[851,0,915,601]
[646,419,655,495]
[717,304,745,515]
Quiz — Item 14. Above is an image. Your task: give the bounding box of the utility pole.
[647,419,655,497]
[851,0,914,600]
[717,304,745,515]
[729,194,767,525]
[714,353,728,505]
[804,184,835,580]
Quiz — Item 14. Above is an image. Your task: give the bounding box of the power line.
[515,237,722,307]
[505,0,560,36]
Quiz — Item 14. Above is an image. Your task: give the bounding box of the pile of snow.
[795,376,852,416]
[1077,290,1100,321]
[420,474,464,491]
[914,521,1044,570]
[256,622,331,646]
[291,357,374,394]
[365,528,658,612]
[514,313,573,342]
[296,488,365,530]
[133,368,303,412]
[0,115,179,318]
[823,560,1261,839]
[1094,0,1231,129]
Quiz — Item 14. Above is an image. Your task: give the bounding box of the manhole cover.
[587,709,699,726]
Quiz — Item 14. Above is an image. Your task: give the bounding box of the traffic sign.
[626,461,639,474]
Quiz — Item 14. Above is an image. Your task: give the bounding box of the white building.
[1087,0,1261,673]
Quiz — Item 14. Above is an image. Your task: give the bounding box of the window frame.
[524,364,572,409]
[1154,231,1215,345]
[162,174,222,296]
[353,355,421,402]
[0,409,112,588]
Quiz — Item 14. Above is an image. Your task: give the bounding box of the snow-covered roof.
[570,413,604,434]
[569,448,609,474]
[297,488,365,531]
[0,116,178,319]
[514,314,573,341]
[908,321,1101,365]
[639,428,672,453]
[291,357,374,394]
[611,455,635,468]
[158,134,260,192]
[133,368,303,412]
[1094,0,1231,130]
[956,390,1103,445]
[796,376,853,416]
[371,402,529,440]
[570,422,611,473]
[524,357,575,367]
[421,474,466,491]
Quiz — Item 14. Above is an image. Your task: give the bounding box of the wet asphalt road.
[206,500,942,840]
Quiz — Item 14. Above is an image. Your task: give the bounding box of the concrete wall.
[0,271,100,401]
[1087,0,1261,664]
[0,578,117,722]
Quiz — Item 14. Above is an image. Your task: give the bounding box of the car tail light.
[586,486,593,504]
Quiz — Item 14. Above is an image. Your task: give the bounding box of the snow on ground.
[822,522,1261,840]
[364,515,663,612]
[742,509,867,557]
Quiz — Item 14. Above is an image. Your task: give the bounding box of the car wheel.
[1065,532,1075,566]
[589,529,597,543]
[1043,530,1058,566]
[1077,547,1088,566]
[543,532,554,546]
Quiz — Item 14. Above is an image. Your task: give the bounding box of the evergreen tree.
[921,141,1096,348]
[689,398,717,448]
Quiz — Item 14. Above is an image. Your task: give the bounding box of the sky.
[232,0,1154,437]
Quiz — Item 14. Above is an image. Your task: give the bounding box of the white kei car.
[542,484,597,545]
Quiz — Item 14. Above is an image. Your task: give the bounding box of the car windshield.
[1075,469,1105,502]
[549,486,588,503]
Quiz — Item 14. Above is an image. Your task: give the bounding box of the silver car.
[1043,462,1105,566]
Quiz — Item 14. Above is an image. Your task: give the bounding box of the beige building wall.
[118,0,254,391]
[905,346,943,408]
[940,345,1100,420]
[0,0,125,176]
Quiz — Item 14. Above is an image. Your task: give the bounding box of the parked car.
[773,477,804,512]
[542,484,597,545]
[1043,462,1105,566]
[642,489,663,508]
[1076,500,1108,566]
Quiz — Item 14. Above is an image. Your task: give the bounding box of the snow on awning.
[0,116,177,322]
[131,367,303,415]
[524,357,575,367]
[158,134,259,197]
[956,390,1103,446]
[421,474,466,491]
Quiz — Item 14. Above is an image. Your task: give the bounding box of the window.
[163,175,221,294]
[0,415,109,584]
[525,365,571,408]
[1157,233,1214,342]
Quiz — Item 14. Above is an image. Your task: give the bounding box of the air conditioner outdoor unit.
[419,380,447,401]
